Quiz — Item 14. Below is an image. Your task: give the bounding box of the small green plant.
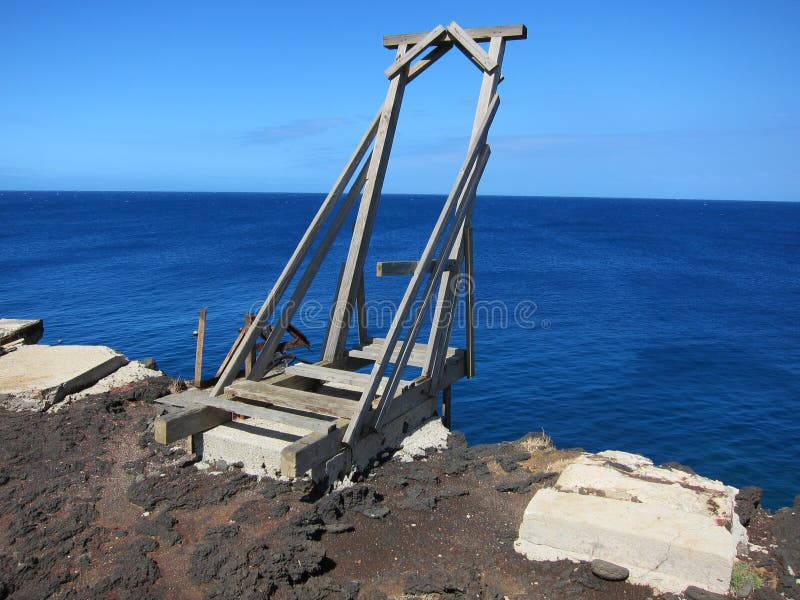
[730,560,763,594]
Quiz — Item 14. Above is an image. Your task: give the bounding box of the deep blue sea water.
[1,191,798,509]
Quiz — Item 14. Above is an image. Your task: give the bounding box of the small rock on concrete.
[591,559,629,581]
[684,585,729,600]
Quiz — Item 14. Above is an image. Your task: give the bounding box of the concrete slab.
[197,417,310,478]
[515,450,747,595]
[0,318,43,345]
[0,345,128,411]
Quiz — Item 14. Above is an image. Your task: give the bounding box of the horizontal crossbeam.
[384,24,527,48]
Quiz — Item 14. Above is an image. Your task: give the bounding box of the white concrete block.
[515,450,746,594]
[198,417,308,478]
[0,345,128,411]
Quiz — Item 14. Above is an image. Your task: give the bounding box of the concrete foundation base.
[515,450,747,595]
[196,418,309,478]
[0,345,128,411]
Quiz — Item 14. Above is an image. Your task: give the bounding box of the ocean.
[1,191,798,509]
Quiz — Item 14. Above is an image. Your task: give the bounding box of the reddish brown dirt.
[0,382,797,599]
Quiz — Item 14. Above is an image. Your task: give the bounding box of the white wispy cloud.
[241,118,348,144]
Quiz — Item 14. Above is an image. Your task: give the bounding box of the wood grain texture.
[384,24,526,48]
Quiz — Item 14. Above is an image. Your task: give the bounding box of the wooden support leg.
[194,307,207,388]
[356,269,370,345]
[442,385,452,429]
[244,312,254,377]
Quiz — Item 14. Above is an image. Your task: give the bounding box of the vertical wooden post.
[356,269,370,345]
[322,43,410,362]
[442,385,452,429]
[464,224,475,378]
[244,312,254,377]
[194,307,207,388]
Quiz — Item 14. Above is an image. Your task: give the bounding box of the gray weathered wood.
[374,145,489,429]
[464,224,475,378]
[384,24,526,48]
[408,43,452,83]
[248,157,370,380]
[384,24,446,78]
[348,337,459,368]
[322,44,409,362]
[193,395,336,434]
[343,94,499,446]
[442,385,452,429]
[445,21,497,73]
[280,418,349,477]
[214,322,247,379]
[226,379,356,418]
[355,269,370,345]
[285,363,413,395]
[154,405,231,444]
[211,109,381,396]
[425,36,506,382]
[376,259,456,276]
[194,307,207,387]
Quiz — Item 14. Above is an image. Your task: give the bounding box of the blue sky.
[1,1,798,200]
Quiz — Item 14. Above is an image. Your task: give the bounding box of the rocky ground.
[0,381,798,599]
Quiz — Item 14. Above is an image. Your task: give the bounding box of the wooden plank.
[384,24,446,78]
[226,379,356,418]
[442,385,452,429]
[243,312,254,377]
[322,44,410,362]
[248,158,370,380]
[280,418,349,477]
[384,24,527,48]
[355,269,370,345]
[376,259,456,277]
[194,307,207,387]
[407,43,452,83]
[284,363,413,394]
[193,395,336,434]
[348,338,459,367]
[465,225,475,378]
[343,95,499,446]
[211,108,381,396]
[154,405,231,444]
[445,22,497,73]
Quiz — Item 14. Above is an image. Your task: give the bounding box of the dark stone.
[590,559,629,581]
[684,585,729,600]
[496,472,557,493]
[735,486,763,527]
[140,357,159,371]
[751,587,783,600]
[359,505,390,519]
[325,522,354,534]
[285,576,360,600]
[134,511,181,546]
[660,461,697,475]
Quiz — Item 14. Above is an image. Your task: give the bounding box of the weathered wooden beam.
[280,418,350,477]
[322,44,410,362]
[384,24,446,78]
[442,385,452,429]
[211,109,381,396]
[355,269,370,345]
[464,225,475,378]
[284,363,413,395]
[445,21,497,73]
[226,379,356,418]
[243,312,254,377]
[194,307,207,387]
[376,259,457,276]
[248,157,370,380]
[154,405,231,444]
[214,322,247,379]
[384,24,527,48]
[192,395,336,434]
[407,43,452,83]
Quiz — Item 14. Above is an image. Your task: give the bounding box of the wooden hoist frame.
[155,23,527,481]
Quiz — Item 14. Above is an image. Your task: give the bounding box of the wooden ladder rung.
[193,395,336,434]
[348,337,460,367]
[284,363,413,395]
[226,379,356,419]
